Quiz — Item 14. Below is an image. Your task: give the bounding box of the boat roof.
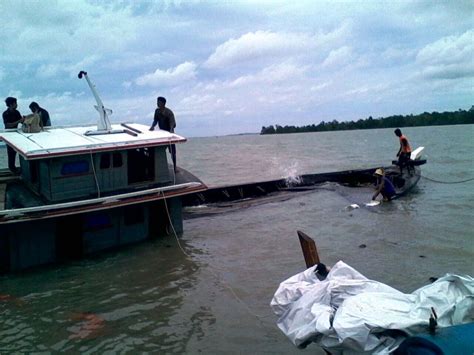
[0,123,186,160]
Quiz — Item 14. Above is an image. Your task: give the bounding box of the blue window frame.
[61,160,89,175]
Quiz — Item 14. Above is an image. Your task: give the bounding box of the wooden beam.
[297,230,320,268]
[0,183,6,211]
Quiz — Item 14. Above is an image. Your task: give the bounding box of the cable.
[417,173,474,184]
[90,151,100,198]
[160,191,271,322]
[160,190,189,258]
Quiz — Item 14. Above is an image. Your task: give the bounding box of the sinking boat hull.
[182,165,423,207]
[0,167,206,273]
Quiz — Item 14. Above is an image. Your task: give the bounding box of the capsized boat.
[0,72,207,273]
[182,147,427,210]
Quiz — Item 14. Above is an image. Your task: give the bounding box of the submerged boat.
[183,147,427,209]
[0,72,206,273]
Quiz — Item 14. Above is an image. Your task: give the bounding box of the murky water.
[1,125,473,353]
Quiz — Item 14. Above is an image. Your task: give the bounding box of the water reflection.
[0,236,205,353]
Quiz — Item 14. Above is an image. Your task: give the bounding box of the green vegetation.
[260,107,474,135]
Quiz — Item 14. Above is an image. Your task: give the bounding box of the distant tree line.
[260,107,474,135]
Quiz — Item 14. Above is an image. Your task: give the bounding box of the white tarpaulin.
[270,261,474,354]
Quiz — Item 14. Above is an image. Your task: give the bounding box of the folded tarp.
[270,261,473,354]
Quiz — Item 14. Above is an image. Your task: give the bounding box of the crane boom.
[78,71,112,131]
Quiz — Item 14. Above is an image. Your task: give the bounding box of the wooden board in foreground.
[297,230,320,268]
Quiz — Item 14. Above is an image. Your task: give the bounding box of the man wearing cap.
[372,168,396,201]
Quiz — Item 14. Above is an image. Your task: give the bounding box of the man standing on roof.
[394,128,412,174]
[29,102,51,127]
[149,97,177,173]
[2,97,24,174]
[372,168,396,201]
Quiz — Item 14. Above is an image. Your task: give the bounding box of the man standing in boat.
[2,97,24,174]
[394,128,412,174]
[149,97,177,173]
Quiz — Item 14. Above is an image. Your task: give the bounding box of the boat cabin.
[0,124,206,272]
[2,123,182,205]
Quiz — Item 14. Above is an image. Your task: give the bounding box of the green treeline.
[260,107,474,135]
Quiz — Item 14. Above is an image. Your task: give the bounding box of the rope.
[160,191,271,322]
[417,174,474,184]
[89,151,100,198]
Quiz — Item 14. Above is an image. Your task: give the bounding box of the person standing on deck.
[149,97,177,173]
[2,97,24,174]
[29,102,51,127]
[394,128,412,174]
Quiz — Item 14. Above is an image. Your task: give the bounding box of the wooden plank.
[297,230,320,268]
[0,183,6,210]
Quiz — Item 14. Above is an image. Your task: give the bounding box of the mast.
[78,71,120,135]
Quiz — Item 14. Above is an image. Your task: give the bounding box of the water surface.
[1,125,473,353]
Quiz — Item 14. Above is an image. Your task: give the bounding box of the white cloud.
[416,30,474,79]
[35,56,100,79]
[227,62,307,88]
[1,1,138,63]
[135,62,197,87]
[321,46,353,67]
[382,47,416,62]
[204,31,315,68]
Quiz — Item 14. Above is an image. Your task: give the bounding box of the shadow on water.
[0,236,210,353]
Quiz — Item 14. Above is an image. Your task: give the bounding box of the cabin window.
[124,207,145,225]
[127,148,155,184]
[61,160,89,175]
[113,152,123,168]
[29,161,39,183]
[83,213,112,231]
[100,153,111,169]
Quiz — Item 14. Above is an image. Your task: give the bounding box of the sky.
[1,0,473,137]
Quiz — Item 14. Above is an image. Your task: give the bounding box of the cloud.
[227,62,308,88]
[321,46,353,67]
[1,1,138,63]
[416,29,474,79]
[1,1,472,137]
[35,56,101,79]
[135,61,197,87]
[204,31,315,68]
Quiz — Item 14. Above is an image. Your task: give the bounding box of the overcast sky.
[1,0,472,136]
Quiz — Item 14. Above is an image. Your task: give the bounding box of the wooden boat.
[0,72,206,272]
[183,148,427,208]
[388,146,426,199]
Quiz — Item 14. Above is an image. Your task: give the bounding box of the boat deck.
[0,123,186,160]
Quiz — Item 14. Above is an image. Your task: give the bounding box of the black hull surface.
[182,165,422,207]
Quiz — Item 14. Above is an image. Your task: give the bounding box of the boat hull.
[0,167,206,273]
[0,197,184,273]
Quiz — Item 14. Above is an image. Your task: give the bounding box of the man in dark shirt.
[2,97,24,173]
[149,97,177,173]
[29,101,51,127]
